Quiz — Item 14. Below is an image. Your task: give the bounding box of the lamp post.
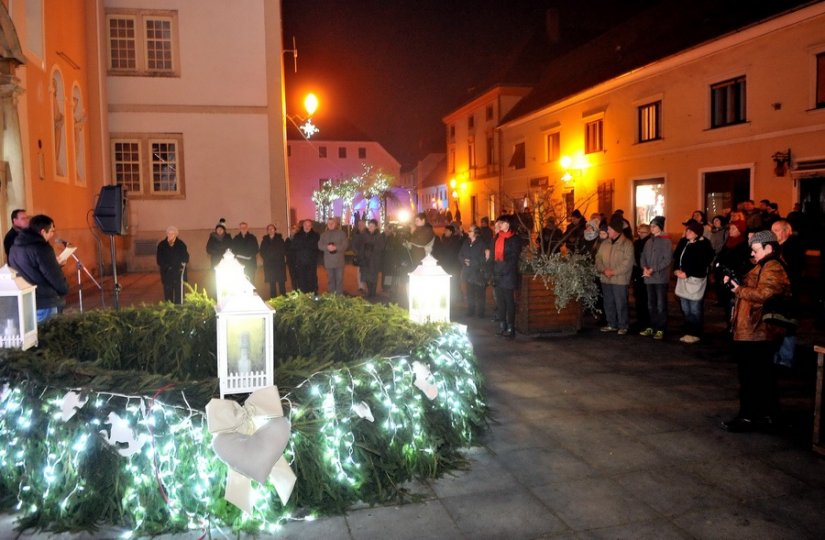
[288,92,320,140]
[0,265,37,350]
[408,254,450,324]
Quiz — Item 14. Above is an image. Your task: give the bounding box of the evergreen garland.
[0,291,488,535]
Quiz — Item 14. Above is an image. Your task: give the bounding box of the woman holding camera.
[721,230,791,433]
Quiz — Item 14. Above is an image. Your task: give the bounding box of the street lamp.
[288,92,320,140]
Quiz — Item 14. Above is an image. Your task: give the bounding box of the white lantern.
[408,254,450,324]
[214,250,253,307]
[215,293,275,398]
[0,265,37,350]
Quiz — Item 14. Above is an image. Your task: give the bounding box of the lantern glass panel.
[0,296,19,336]
[21,291,36,334]
[225,316,266,374]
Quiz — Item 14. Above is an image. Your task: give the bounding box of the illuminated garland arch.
[0,293,487,536]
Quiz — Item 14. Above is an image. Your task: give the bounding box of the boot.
[504,324,516,339]
[496,321,507,335]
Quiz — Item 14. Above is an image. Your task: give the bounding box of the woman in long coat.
[492,215,522,338]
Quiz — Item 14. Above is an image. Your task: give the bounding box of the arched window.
[51,70,67,177]
[72,84,86,184]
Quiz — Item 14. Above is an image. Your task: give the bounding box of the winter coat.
[672,236,714,279]
[357,231,386,282]
[732,257,790,342]
[259,233,286,283]
[318,228,349,269]
[709,227,727,255]
[715,239,752,282]
[640,235,672,285]
[492,232,522,290]
[9,228,69,309]
[205,232,231,268]
[434,233,462,277]
[156,238,189,286]
[595,235,634,285]
[458,237,488,287]
[408,224,435,266]
[232,232,258,271]
[291,229,320,267]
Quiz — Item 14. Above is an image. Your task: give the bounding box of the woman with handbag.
[721,230,791,433]
[672,220,715,343]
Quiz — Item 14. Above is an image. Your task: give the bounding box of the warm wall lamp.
[771,148,792,177]
[560,154,587,183]
[287,92,320,140]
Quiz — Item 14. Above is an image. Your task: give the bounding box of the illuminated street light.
[304,93,319,116]
[288,92,320,140]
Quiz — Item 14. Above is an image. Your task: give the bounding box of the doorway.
[703,169,750,218]
[798,176,825,251]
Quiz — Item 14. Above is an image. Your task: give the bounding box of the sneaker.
[680,335,700,344]
[600,326,618,333]
[617,328,628,335]
[653,330,665,340]
[639,327,654,337]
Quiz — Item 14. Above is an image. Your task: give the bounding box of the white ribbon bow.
[206,386,296,514]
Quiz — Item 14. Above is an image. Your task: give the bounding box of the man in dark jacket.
[233,221,259,283]
[259,224,287,298]
[156,226,189,304]
[291,219,320,294]
[9,214,68,321]
[4,208,29,259]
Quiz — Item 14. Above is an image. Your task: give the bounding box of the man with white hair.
[156,225,189,304]
[770,219,804,299]
[318,217,349,294]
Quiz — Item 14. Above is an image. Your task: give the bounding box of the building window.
[638,101,661,142]
[319,146,327,158]
[111,134,184,198]
[106,10,179,76]
[486,135,494,166]
[338,147,347,158]
[817,52,825,109]
[508,142,525,169]
[585,119,603,154]
[468,115,474,129]
[358,147,367,159]
[468,142,475,169]
[449,148,456,173]
[486,105,494,121]
[287,145,291,157]
[597,179,614,217]
[449,124,455,141]
[710,75,746,128]
[634,179,665,227]
[545,131,560,162]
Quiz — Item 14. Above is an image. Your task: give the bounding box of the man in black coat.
[4,208,29,259]
[9,214,68,322]
[156,226,189,304]
[290,219,320,294]
[259,224,287,298]
[233,221,259,284]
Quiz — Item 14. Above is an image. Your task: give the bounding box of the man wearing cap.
[595,214,634,334]
[156,225,189,304]
[672,219,715,343]
[640,216,671,339]
[722,230,790,432]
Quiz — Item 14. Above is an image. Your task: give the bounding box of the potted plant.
[508,189,601,334]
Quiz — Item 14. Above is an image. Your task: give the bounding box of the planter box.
[516,275,582,335]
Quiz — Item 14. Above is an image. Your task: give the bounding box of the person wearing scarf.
[492,215,522,338]
[713,219,751,321]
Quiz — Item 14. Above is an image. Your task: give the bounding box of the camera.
[714,261,739,290]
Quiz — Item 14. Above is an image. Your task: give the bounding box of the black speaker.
[93,185,126,235]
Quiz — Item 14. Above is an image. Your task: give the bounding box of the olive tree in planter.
[505,189,601,335]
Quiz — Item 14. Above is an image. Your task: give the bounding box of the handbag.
[675,276,707,301]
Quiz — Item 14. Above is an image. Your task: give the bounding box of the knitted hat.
[599,221,609,232]
[684,219,704,237]
[650,216,665,230]
[749,229,777,246]
[728,219,746,234]
[215,219,226,232]
[608,214,625,233]
[571,209,583,219]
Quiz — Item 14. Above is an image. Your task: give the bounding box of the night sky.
[281,0,567,168]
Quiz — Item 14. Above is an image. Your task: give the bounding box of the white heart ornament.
[212,416,291,484]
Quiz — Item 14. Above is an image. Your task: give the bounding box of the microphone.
[55,238,71,246]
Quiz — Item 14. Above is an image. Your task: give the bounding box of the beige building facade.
[497,3,825,247]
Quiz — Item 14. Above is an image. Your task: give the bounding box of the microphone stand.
[65,246,103,313]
